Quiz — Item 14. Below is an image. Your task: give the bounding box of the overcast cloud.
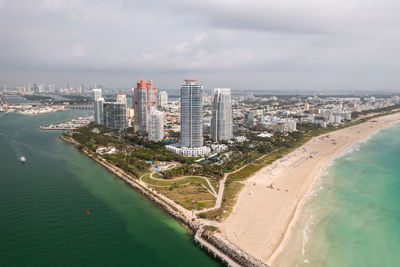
[0,0,400,91]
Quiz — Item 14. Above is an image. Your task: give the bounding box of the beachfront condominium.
[133,80,157,134]
[116,94,127,105]
[93,88,104,125]
[156,90,168,108]
[103,101,127,131]
[148,107,164,142]
[211,88,233,142]
[180,79,203,148]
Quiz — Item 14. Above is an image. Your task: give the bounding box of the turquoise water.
[0,111,221,266]
[276,124,400,266]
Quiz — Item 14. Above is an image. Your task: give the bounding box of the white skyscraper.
[93,89,104,125]
[148,108,164,142]
[93,88,102,101]
[211,88,233,142]
[157,91,168,108]
[116,94,127,105]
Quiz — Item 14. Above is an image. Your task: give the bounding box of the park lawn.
[157,183,216,210]
[142,174,216,194]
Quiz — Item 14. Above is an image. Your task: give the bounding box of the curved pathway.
[142,169,218,198]
[194,154,267,215]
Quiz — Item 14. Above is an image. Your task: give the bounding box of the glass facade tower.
[180,79,203,148]
[103,102,127,131]
[211,88,233,141]
[93,88,104,125]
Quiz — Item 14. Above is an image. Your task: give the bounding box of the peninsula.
[60,94,400,266]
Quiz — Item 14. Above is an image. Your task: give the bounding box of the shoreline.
[269,118,400,265]
[60,135,267,267]
[220,112,400,266]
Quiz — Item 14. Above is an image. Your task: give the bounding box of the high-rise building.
[103,102,127,131]
[148,107,164,142]
[94,98,104,125]
[211,88,233,142]
[116,94,127,105]
[245,111,254,127]
[134,80,157,134]
[156,91,168,108]
[93,89,104,125]
[93,88,102,100]
[180,79,203,148]
[38,83,45,93]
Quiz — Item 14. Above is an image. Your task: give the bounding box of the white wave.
[301,218,311,256]
[344,144,361,155]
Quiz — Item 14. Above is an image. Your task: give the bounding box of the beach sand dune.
[220,112,400,265]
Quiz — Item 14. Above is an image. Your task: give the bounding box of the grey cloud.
[0,0,400,91]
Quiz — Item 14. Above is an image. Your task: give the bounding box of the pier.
[194,226,240,267]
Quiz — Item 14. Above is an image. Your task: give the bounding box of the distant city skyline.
[3,81,400,96]
[1,1,400,91]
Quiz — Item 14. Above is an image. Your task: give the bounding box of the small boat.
[20,156,26,163]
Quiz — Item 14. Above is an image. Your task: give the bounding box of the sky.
[0,0,400,91]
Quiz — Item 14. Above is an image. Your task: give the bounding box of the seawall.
[60,135,267,267]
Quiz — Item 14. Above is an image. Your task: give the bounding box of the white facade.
[93,89,104,125]
[287,120,297,131]
[234,136,248,142]
[211,144,228,153]
[116,94,127,105]
[261,116,297,133]
[211,88,233,141]
[166,145,211,157]
[157,91,168,108]
[148,108,164,141]
[93,89,102,101]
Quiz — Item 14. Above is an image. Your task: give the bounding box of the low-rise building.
[165,144,211,157]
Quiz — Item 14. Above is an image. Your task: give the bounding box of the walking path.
[62,136,269,266]
[194,226,240,267]
[147,172,218,197]
[195,154,267,215]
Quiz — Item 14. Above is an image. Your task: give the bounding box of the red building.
[133,80,157,134]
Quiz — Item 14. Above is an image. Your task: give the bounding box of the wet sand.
[220,112,400,265]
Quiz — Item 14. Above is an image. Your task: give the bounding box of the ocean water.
[0,111,221,266]
[275,124,400,267]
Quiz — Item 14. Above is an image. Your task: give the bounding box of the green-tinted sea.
[0,111,221,267]
[276,124,400,266]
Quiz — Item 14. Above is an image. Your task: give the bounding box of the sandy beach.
[220,112,400,266]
